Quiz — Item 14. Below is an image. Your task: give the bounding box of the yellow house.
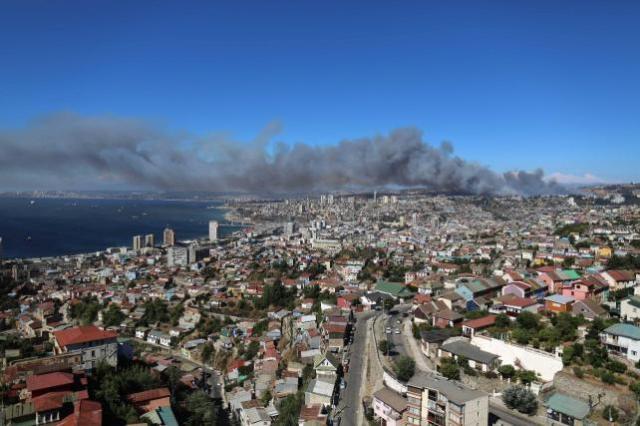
[598,247,613,258]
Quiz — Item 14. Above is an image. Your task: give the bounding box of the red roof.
[324,323,347,334]
[58,399,102,426]
[498,295,537,308]
[27,372,74,392]
[462,315,496,329]
[127,387,170,404]
[32,391,68,411]
[53,326,117,349]
[227,359,246,372]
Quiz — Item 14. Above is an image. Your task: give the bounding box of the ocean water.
[0,197,239,259]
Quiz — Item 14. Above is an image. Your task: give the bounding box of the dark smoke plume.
[0,112,564,195]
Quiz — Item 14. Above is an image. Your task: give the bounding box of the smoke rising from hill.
[0,112,564,195]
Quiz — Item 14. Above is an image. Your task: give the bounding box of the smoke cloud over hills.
[0,112,564,195]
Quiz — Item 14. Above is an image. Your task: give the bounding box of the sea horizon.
[0,197,240,260]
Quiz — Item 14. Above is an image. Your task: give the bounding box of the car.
[386,327,391,333]
[394,329,400,334]
[396,319,401,324]
[340,379,347,390]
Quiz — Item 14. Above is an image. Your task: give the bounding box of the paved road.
[489,401,544,426]
[336,310,377,425]
[384,304,412,360]
[383,307,544,426]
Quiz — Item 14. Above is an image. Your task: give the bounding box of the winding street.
[335,310,378,425]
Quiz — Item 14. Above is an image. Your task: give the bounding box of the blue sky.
[1,1,639,183]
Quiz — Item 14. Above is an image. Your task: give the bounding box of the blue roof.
[545,393,590,420]
[604,323,640,340]
[158,406,179,426]
[545,294,575,304]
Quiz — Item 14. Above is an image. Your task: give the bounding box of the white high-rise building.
[209,220,219,241]
[132,235,142,251]
[163,228,175,246]
[285,221,295,236]
[144,234,155,248]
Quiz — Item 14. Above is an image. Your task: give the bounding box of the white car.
[394,329,400,334]
[386,327,392,333]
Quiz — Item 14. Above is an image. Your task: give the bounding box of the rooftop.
[408,372,486,405]
[53,325,117,348]
[544,393,590,420]
[440,340,499,364]
[373,387,407,413]
[26,371,75,392]
[604,323,640,340]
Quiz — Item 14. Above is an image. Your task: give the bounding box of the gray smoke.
[0,112,564,195]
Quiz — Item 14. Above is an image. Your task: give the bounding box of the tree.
[502,386,538,415]
[516,311,539,330]
[378,340,394,354]
[275,393,304,426]
[498,364,516,380]
[201,343,215,365]
[494,313,511,329]
[384,298,397,312]
[261,389,272,407]
[440,360,460,381]
[244,340,260,360]
[102,304,125,328]
[185,390,217,425]
[517,370,537,385]
[511,328,532,345]
[600,370,615,384]
[395,356,416,382]
[169,303,185,326]
[71,296,101,325]
[606,360,627,374]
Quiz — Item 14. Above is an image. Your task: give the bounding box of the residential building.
[405,372,489,426]
[572,299,608,321]
[52,325,118,370]
[438,338,500,373]
[544,294,575,313]
[620,296,640,322]
[133,235,142,251]
[373,387,407,426]
[209,220,219,242]
[544,393,591,426]
[600,323,640,362]
[163,228,176,246]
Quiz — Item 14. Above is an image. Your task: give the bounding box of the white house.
[600,323,640,362]
[620,296,640,322]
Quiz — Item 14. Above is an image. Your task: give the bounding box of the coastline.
[0,198,249,262]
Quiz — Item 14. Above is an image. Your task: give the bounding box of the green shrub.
[573,366,584,379]
[600,370,615,384]
[502,386,539,415]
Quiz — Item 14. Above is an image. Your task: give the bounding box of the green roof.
[604,323,640,340]
[375,281,413,298]
[545,393,590,420]
[560,269,581,280]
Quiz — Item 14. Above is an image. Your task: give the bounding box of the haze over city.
[2,1,640,192]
